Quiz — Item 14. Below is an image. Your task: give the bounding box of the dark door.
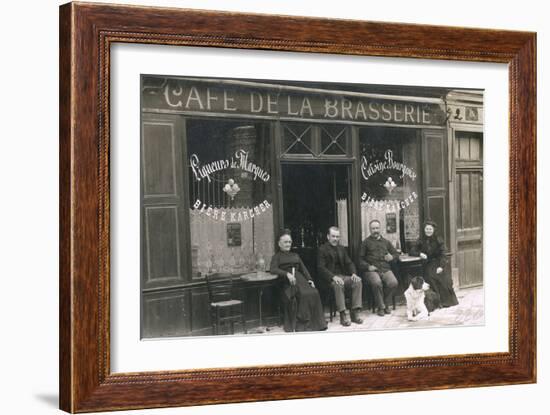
[455,131,483,287]
[280,163,351,278]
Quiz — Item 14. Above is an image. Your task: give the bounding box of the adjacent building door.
[455,131,483,287]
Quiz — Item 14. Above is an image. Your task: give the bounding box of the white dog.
[404,276,430,321]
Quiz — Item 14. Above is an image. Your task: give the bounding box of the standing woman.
[270,229,327,332]
[412,221,459,308]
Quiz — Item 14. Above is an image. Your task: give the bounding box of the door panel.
[143,290,190,338]
[455,131,483,287]
[456,241,482,287]
[141,114,192,338]
[141,114,189,289]
[144,206,182,282]
[422,130,449,246]
[426,195,446,241]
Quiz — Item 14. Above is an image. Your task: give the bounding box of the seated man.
[317,226,363,327]
[359,219,399,317]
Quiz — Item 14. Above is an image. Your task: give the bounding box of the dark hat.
[277,228,292,240]
[423,219,438,228]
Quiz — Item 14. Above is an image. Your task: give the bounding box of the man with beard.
[359,219,399,316]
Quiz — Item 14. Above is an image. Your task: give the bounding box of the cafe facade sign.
[142,77,447,126]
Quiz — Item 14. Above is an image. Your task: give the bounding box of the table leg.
[258,287,263,328]
[249,286,266,334]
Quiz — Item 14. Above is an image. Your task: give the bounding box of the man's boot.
[351,308,363,324]
[340,310,351,327]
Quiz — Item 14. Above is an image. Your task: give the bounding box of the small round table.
[394,254,423,305]
[240,272,278,333]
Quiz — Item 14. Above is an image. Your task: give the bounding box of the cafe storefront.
[140,76,483,338]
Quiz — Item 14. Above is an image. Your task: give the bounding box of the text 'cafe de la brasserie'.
[161,81,441,125]
[140,76,484,338]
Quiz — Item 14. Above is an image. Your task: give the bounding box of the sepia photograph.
[51,0,538,411]
[140,75,484,339]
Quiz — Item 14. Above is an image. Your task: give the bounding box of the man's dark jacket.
[358,234,399,273]
[317,242,357,284]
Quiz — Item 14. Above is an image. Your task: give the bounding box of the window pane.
[456,131,483,162]
[320,125,348,155]
[359,127,420,252]
[282,123,314,155]
[187,119,275,278]
[470,137,481,160]
[459,136,470,160]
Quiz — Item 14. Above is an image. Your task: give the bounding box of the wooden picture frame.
[59,2,536,412]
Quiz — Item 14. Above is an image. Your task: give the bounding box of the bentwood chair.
[205,274,247,335]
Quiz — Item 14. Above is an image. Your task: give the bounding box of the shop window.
[187,119,275,278]
[359,127,421,252]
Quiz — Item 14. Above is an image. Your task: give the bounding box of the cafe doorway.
[281,163,352,277]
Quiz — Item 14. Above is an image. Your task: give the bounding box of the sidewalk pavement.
[266,286,484,334]
[325,286,484,331]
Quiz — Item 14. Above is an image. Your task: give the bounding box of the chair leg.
[230,321,235,335]
[212,310,218,335]
[329,292,334,322]
[217,309,221,335]
[393,294,396,310]
[242,314,247,334]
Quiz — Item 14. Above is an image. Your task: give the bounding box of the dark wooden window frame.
[60,2,536,412]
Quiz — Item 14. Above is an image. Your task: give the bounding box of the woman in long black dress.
[412,221,459,308]
[270,230,327,332]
